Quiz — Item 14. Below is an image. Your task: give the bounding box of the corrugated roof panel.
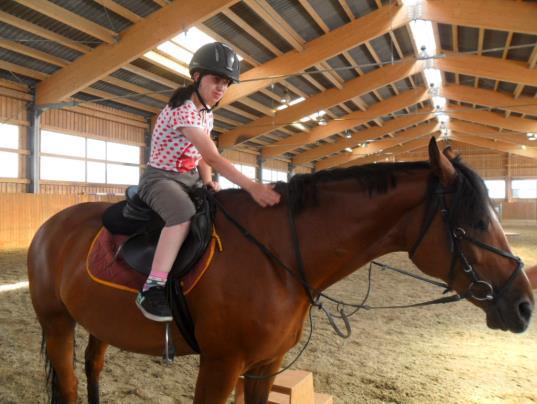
[215,109,251,125]
[50,0,131,33]
[459,74,475,86]
[0,69,37,87]
[498,81,517,93]
[458,26,478,53]
[230,2,294,54]
[285,76,321,96]
[483,29,508,58]
[111,69,173,93]
[111,0,160,18]
[266,0,322,42]
[130,59,185,86]
[91,81,165,109]
[444,72,456,84]
[326,55,358,82]
[74,92,154,117]
[304,66,334,89]
[204,13,275,64]
[370,34,402,63]
[231,101,264,118]
[478,78,496,90]
[522,86,537,98]
[346,0,377,18]
[377,85,394,99]
[394,77,411,92]
[347,44,376,73]
[392,27,414,57]
[438,23,452,51]
[0,23,83,63]
[308,0,349,31]
[508,33,535,61]
[0,48,59,75]
[2,0,102,48]
[361,93,377,107]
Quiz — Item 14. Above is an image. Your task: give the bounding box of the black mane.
[279,161,430,213]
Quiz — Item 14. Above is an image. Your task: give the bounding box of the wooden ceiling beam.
[448,120,536,147]
[220,58,423,148]
[0,11,91,53]
[0,60,47,80]
[319,123,436,169]
[421,0,537,35]
[14,0,117,44]
[439,85,537,117]
[449,132,537,160]
[444,106,537,134]
[35,0,234,105]
[221,3,410,106]
[294,107,435,165]
[264,88,429,158]
[436,53,537,87]
[94,0,142,23]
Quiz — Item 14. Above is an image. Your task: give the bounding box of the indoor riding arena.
[1,1,536,403]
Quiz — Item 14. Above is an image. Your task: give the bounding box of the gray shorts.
[138,165,201,226]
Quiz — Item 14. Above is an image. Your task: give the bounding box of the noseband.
[409,174,523,303]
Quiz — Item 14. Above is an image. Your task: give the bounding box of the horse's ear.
[442,145,458,161]
[428,137,457,186]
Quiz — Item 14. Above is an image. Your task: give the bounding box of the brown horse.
[28,138,534,404]
[526,265,537,289]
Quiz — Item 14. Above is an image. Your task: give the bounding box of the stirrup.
[162,322,176,364]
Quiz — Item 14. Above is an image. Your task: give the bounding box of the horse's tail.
[40,332,76,404]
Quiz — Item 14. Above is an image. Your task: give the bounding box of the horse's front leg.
[243,356,285,404]
[193,355,244,404]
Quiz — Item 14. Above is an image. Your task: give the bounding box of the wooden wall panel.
[0,95,29,126]
[500,200,537,221]
[0,193,121,249]
[41,108,146,146]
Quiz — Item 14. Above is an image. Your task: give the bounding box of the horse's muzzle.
[486,293,534,333]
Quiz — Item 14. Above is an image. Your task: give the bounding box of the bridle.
[207,170,524,379]
[409,173,524,303]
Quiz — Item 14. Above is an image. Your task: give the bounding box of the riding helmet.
[189,42,240,84]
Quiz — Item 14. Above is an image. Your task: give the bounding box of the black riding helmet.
[189,42,240,84]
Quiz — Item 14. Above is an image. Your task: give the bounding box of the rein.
[207,171,523,378]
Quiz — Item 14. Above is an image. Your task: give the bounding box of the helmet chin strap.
[194,78,220,113]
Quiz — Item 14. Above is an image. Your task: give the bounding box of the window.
[0,123,19,178]
[484,180,505,199]
[262,168,287,184]
[512,179,537,199]
[219,163,256,190]
[40,130,140,185]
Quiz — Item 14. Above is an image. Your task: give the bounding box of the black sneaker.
[135,286,172,322]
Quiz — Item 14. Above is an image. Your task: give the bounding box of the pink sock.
[142,271,169,291]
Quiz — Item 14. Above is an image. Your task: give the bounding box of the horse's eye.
[475,220,488,231]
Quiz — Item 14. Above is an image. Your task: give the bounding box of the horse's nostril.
[519,301,533,322]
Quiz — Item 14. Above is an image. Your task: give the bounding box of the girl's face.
[195,73,231,106]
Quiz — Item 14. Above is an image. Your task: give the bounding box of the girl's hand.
[204,180,221,192]
[246,182,281,207]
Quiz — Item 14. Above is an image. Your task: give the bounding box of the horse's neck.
[298,172,429,291]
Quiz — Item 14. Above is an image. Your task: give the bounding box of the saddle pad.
[86,227,219,295]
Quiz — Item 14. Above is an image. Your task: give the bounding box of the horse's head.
[409,137,534,333]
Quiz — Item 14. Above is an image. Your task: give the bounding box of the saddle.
[103,186,215,278]
[102,185,216,353]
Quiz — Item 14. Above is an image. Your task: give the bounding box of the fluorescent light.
[436,113,450,124]
[424,68,443,89]
[409,20,437,57]
[276,96,305,111]
[144,51,190,77]
[401,0,421,4]
[527,133,537,141]
[291,123,307,131]
[432,96,446,110]
[345,147,353,152]
[300,109,325,123]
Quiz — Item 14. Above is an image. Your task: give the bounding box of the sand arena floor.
[0,223,536,403]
